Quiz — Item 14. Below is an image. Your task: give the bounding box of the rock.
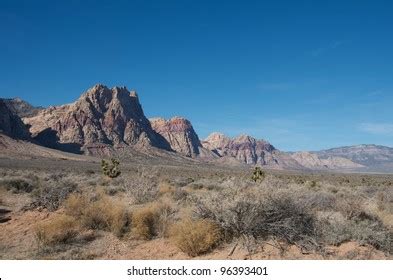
[1,98,43,118]
[202,132,303,169]
[0,99,31,140]
[150,117,203,157]
[23,84,171,153]
[202,133,275,165]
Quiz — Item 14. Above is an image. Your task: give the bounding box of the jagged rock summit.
[23,84,171,153]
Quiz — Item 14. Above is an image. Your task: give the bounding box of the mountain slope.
[291,151,364,170]
[0,99,30,140]
[202,133,304,169]
[315,145,393,172]
[1,98,43,118]
[23,84,171,154]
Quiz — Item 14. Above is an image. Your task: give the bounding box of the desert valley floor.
[0,152,392,260]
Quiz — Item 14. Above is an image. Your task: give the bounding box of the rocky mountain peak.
[23,84,170,153]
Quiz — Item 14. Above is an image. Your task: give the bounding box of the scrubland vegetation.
[0,163,392,259]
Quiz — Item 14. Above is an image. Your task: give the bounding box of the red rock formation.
[24,84,171,153]
[150,117,203,157]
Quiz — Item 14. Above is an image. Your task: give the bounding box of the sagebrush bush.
[317,211,393,254]
[169,219,222,257]
[64,193,131,237]
[132,202,175,240]
[30,180,77,211]
[0,178,37,193]
[35,214,79,246]
[195,189,317,247]
[126,177,159,204]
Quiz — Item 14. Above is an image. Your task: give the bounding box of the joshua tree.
[251,166,265,182]
[101,158,121,178]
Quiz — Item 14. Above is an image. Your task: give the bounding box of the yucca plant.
[101,158,121,179]
[251,166,265,182]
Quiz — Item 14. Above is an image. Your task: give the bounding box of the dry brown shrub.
[158,182,188,202]
[158,182,174,196]
[132,202,175,239]
[35,214,79,246]
[64,193,88,217]
[169,219,222,257]
[64,193,131,237]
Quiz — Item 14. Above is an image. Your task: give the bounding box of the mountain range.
[1,84,393,173]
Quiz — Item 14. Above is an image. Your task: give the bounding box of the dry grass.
[2,165,393,259]
[35,214,79,246]
[64,193,131,237]
[169,219,222,257]
[132,202,175,240]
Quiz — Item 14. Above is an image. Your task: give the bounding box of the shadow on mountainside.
[33,128,83,154]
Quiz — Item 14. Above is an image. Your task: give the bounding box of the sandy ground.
[0,209,390,260]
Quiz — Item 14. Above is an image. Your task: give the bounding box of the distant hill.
[1,98,43,118]
[315,145,393,173]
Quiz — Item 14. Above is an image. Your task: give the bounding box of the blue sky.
[1,0,393,151]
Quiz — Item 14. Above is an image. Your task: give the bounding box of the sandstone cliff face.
[150,117,204,157]
[0,99,30,140]
[202,132,303,169]
[23,84,171,153]
[202,133,276,165]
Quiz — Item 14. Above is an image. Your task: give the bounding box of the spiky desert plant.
[101,158,121,179]
[251,166,265,182]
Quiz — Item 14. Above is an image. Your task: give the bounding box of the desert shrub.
[132,202,175,239]
[64,193,131,237]
[171,177,194,188]
[318,212,392,254]
[298,191,337,211]
[31,180,77,211]
[335,195,366,220]
[64,193,89,217]
[101,158,121,179]
[169,219,222,257]
[375,190,393,213]
[187,179,220,191]
[0,178,38,193]
[195,189,317,247]
[126,176,159,204]
[35,214,79,246]
[158,182,188,202]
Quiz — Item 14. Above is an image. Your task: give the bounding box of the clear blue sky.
[1,0,393,151]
